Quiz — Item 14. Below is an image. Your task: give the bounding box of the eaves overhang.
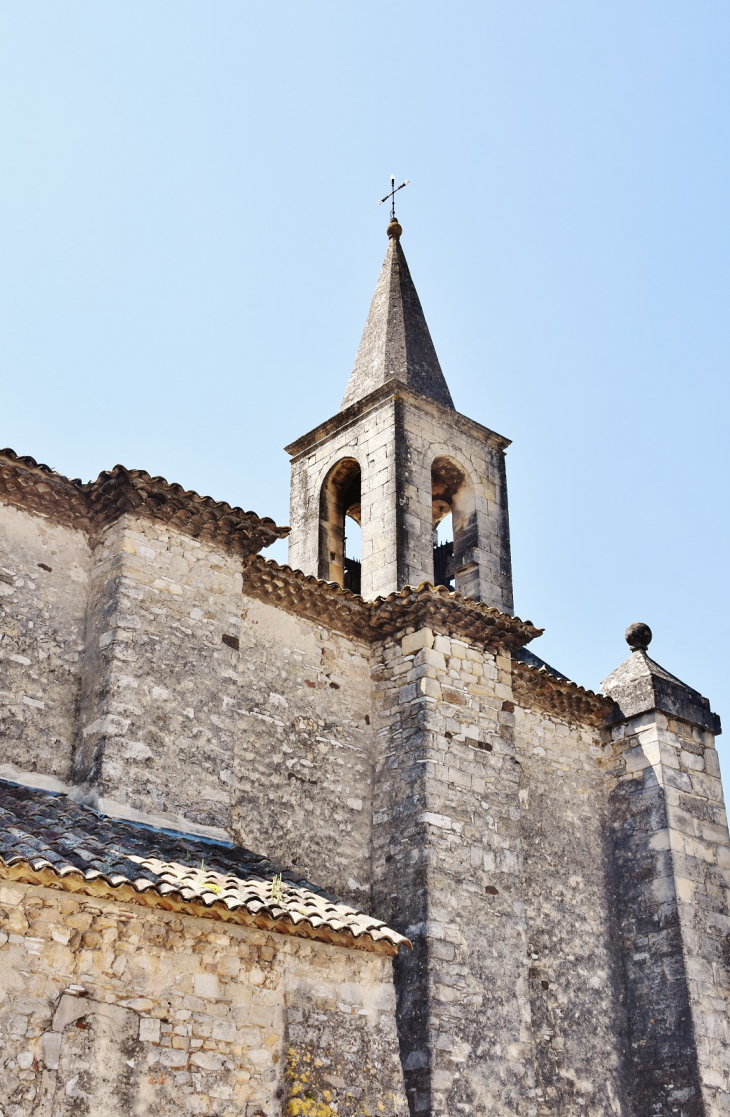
[0,448,289,557]
[284,383,511,461]
[242,554,540,652]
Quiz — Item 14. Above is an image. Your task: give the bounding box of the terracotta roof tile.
[0,779,409,953]
[512,648,613,727]
[243,555,541,652]
[0,449,288,557]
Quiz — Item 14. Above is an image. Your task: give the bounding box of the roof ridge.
[512,656,613,727]
[243,554,541,650]
[0,447,288,555]
[0,778,409,954]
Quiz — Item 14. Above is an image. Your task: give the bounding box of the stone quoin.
[0,215,726,1117]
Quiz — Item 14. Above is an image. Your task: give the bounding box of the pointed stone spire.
[341,219,454,411]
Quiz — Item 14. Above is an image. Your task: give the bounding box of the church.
[0,209,727,1117]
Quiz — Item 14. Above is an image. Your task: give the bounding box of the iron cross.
[379,176,409,221]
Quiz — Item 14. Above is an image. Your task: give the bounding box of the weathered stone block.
[401,628,435,657]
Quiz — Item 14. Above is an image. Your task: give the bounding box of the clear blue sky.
[2,4,728,768]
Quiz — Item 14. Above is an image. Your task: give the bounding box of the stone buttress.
[602,623,729,1117]
[370,624,536,1117]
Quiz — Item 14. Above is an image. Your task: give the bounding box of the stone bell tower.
[285,215,513,610]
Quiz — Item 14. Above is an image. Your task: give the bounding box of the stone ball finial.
[625,622,652,653]
[387,218,402,239]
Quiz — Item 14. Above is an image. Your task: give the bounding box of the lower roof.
[0,779,409,954]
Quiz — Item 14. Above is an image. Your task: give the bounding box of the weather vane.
[379,175,409,221]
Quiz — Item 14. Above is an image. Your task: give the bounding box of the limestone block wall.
[514,704,631,1116]
[231,595,374,905]
[54,514,376,905]
[607,711,730,1117]
[0,503,377,900]
[0,502,91,780]
[370,627,534,1117]
[69,514,249,831]
[0,879,407,1117]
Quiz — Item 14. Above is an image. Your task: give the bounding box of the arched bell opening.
[431,456,479,594]
[318,458,362,593]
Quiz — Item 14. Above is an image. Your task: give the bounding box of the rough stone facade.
[516,700,629,1114]
[370,629,535,1115]
[1,452,728,1114]
[606,710,730,1116]
[1,219,727,1116]
[1,496,377,905]
[0,500,91,780]
[0,879,406,1117]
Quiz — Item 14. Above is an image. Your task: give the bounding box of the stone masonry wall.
[607,711,730,1117]
[0,506,376,904]
[70,513,246,829]
[514,704,631,1116]
[6,483,730,1117]
[370,627,534,1117]
[0,878,407,1117]
[371,633,660,1117]
[231,595,374,906]
[63,514,375,906]
[0,502,91,781]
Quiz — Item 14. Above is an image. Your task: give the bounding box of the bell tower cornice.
[285,383,511,461]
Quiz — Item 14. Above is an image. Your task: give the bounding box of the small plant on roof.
[197,858,222,895]
[271,873,284,904]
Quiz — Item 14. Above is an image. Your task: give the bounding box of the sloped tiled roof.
[512,646,613,727]
[0,449,288,556]
[0,780,409,954]
[243,554,542,651]
[513,646,570,682]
